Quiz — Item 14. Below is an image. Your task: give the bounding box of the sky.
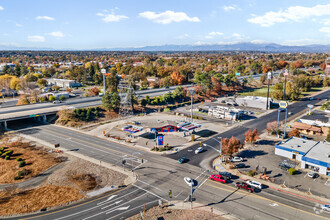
[0,0,330,49]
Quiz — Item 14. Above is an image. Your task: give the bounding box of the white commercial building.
[46,78,82,88]
[208,106,244,121]
[275,137,330,176]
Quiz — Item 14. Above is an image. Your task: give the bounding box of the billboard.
[157,134,164,146]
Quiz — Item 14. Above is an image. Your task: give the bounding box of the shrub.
[14,176,21,180]
[19,160,26,167]
[248,170,257,177]
[4,150,13,156]
[59,95,66,101]
[163,108,171,112]
[5,156,10,160]
[0,147,4,151]
[16,157,22,161]
[288,168,296,175]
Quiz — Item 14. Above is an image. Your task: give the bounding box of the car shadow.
[237,150,267,159]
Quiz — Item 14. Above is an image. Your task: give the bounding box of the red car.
[236,182,254,193]
[210,174,227,183]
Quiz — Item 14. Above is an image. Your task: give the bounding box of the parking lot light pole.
[101,69,106,94]
[210,137,223,161]
[188,88,195,122]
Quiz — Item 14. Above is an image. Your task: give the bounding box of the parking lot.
[232,139,330,199]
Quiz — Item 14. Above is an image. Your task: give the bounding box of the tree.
[16,95,29,105]
[102,92,120,112]
[170,71,184,85]
[288,129,300,137]
[52,85,60,91]
[48,95,56,102]
[89,87,100,96]
[244,129,260,146]
[36,79,48,88]
[106,73,119,93]
[140,98,148,108]
[326,128,330,142]
[101,92,112,111]
[267,121,279,135]
[221,136,241,156]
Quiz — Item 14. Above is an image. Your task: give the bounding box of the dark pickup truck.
[236,182,254,193]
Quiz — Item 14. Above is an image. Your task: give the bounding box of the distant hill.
[1,42,330,52]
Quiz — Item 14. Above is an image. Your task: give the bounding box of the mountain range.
[1,42,330,52]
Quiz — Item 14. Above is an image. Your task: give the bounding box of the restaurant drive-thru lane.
[3,122,329,220]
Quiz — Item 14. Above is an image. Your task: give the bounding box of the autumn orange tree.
[170,71,184,85]
[221,136,241,156]
[267,121,279,135]
[288,129,300,137]
[244,129,260,146]
[89,87,100,96]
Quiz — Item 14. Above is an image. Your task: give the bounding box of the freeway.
[165,89,330,168]
[6,121,330,220]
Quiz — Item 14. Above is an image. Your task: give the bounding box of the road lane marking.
[106,200,158,220]
[55,188,139,220]
[269,203,279,207]
[21,186,130,220]
[97,195,117,205]
[137,179,163,192]
[133,184,168,202]
[101,200,123,209]
[205,181,329,220]
[106,205,130,214]
[82,193,147,220]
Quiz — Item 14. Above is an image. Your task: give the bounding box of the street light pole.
[101,69,106,94]
[188,88,195,122]
[266,72,271,110]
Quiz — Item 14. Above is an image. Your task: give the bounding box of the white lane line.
[133,184,168,202]
[97,195,117,205]
[137,179,163,192]
[82,193,147,220]
[106,200,158,220]
[55,189,140,220]
[194,169,208,181]
[106,205,130,214]
[101,200,123,209]
[174,191,184,198]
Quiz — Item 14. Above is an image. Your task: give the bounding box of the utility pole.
[283,69,288,100]
[266,72,272,110]
[101,69,106,94]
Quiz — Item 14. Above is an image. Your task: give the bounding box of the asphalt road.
[5,121,330,220]
[165,89,330,168]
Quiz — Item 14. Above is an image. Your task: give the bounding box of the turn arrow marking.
[106,206,130,214]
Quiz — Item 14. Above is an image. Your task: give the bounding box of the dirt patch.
[0,138,58,184]
[128,204,224,220]
[70,174,97,191]
[46,156,127,192]
[0,185,83,216]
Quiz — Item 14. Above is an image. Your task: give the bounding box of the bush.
[16,157,22,161]
[5,156,10,160]
[59,95,66,101]
[4,150,13,156]
[0,147,4,151]
[288,168,296,175]
[14,176,21,180]
[19,160,26,167]
[163,107,171,112]
[248,170,257,177]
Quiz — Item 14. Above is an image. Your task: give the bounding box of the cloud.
[46,31,65,38]
[139,10,200,24]
[320,27,330,33]
[250,40,269,44]
[16,23,23,27]
[248,4,330,27]
[97,11,128,22]
[36,16,55,21]
[283,38,329,46]
[176,34,190,39]
[0,6,4,10]
[223,5,238,11]
[322,19,330,25]
[27,35,45,42]
[205,31,224,39]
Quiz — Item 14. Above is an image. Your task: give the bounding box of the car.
[280,164,290,171]
[165,86,170,88]
[307,171,317,178]
[230,157,244,162]
[321,204,330,211]
[310,97,315,100]
[236,182,254,193]
[178,157,187,164]
[210,174,227,183]
[184,177,196,187]
[53,100,62,104]
[246,180,263,189]
[288,112,293,115]
[235,163,245,169]
[195,147,203,154]
[219,172,232,180]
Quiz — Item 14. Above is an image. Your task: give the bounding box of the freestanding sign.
[157,134,164,146]
[235,72,240,76]
[279,101,288,109]
[267,72,272,80]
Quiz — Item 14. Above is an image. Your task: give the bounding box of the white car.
[230,157,244,162]
[321,204,330,211]
[246,180,263,189]
[53,100,62,104]
[307,171,317,178]
[184,177,195,187]
[195,147,203,154]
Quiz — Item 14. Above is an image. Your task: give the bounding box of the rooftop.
[304,141,330,165]
[278,137,318,154]
[301,110,329,123]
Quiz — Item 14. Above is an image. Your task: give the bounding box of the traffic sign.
[279,101,288,109]
[29,114,39,117]
[235,72,240,76]
[267,72,272,80]
[101,69,106,74]
[284,70,289,76]
[307,104,314,108]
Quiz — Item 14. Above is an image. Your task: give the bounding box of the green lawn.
[301,86,324,96]
[238,87,274,97]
